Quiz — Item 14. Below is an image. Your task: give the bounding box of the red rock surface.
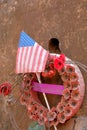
[0,0,87,130]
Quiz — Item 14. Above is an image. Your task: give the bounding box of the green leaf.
[28,121,45,130]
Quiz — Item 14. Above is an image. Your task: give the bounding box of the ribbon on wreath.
[32,82,64,95]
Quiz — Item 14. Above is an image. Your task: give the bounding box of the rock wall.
[0,0,87,130]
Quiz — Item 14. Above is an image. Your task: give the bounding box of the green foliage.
[28,121,45,130]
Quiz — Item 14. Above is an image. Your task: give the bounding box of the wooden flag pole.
[36,73,57,130]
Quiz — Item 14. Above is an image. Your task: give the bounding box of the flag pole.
[36,73,57,130]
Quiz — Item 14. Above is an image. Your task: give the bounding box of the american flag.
[16,31,49,73]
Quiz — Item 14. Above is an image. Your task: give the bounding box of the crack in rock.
[72,119,76,130]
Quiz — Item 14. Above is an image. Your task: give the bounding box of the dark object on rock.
[48,38,61,54]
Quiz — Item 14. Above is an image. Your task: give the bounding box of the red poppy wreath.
[20,53,85,127]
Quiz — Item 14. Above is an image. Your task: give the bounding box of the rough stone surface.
[74,117,87,130]
[0,0,87,130]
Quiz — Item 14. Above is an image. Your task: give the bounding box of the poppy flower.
[43,110,48,122]
[32,113,39,120]
[48,70,56,78]
[71,80,79,90]
[41,72,48,77]
[23,73,36,87]
[38,106,44,116]
[59,54,65,62]
[0,82,11,96]
[28,109,34,119]
[29,104,39,115]
[54,58,64,71]
[38,116,45,125]
[49,63,54,70]
[28,104,39,120]
[58,67,65,75]
[62,88,70,100]
[49,117,59,127]
[64,105,73,117]
[69,98,78,109]
[47,111,57,121]
[45,120,50,127]
[61,97,69,106]
[71,89,80,100]
[57,103,64,113]
[46,109,58,127]
[70,72,78,81]
[57,112,66,123]
[61,72,69,82]
[51,107,58,114]
[27,98,35,109]
[66,65,75,73]
[64,80,72,90]
[24,89,30,96]
[41,69,56,78]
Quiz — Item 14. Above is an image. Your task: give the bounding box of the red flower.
[71,80,79,90]
[66,65,75,73]
[70,72,78,81]
[54,58,64,71]
[64,105,73,117]
[57,102,64,113]
[64,80,72,90]
[49,63,54,70]
[71,89,80,100]
[57,112,66,123]
[48,70,56,78]
[47,111,57,121]
[59,54,65,62]
[61,97,69,106]
[69,98,78,108]
[0,82,11,96]
[54,54,65,71]
[62,88,70,100]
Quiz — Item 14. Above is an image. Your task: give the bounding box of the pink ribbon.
[32,82,64,95]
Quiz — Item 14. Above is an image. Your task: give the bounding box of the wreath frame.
[20,53,85,127]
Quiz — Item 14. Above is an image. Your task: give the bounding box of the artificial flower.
[49,117,59,127]
[62,88,70,100]
[70,72,78,81]
[54,54,65,71]
[57,102,64,113]
[66,65,75,73]
[0,82,11,96]
[61,72,69,82]
[41,69,56,78]
[59,54,65,62]
[64,105,72,117]
[61,97,69,106]
[57,112,66,123]
[47,111,57,121]
[71,80,79,90]
[58,67,65,75]
[69,98,78,108]
[71,89,80,100]
[54,58,64,71]
[38,116,45,125]
[64,80,72,90]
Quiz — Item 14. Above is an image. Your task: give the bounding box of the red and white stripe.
[16,42,49,73]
